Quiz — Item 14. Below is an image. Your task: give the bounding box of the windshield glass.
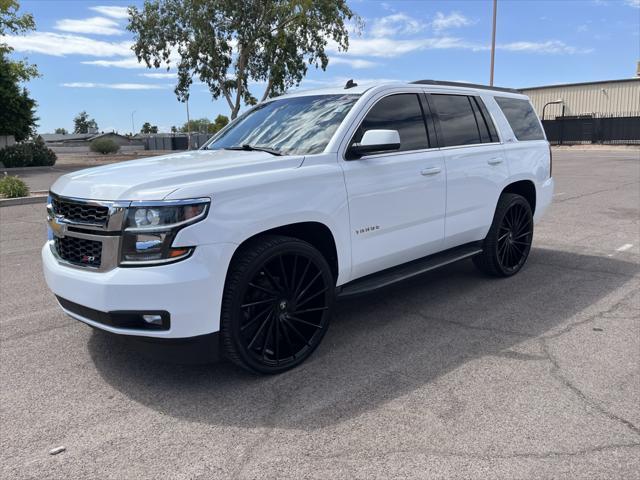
[206,94,360,155]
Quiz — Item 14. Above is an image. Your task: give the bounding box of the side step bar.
[337,242,483,298]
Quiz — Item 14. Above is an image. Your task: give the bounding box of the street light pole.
[489,0,497,86]
[131,110,136,135]
[542,99,563,121]
[185,97,191,150]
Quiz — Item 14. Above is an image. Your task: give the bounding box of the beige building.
[520,78,640,120]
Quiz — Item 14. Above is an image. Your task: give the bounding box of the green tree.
[0,53,37,141]
[180,115,229,134]
[170,125,177,134]
[73,111,98,134]
[140,122,158,134]
[212,114,229,133]
[54,127,67,134]
[128,0,358,119]
[0,0,38,81]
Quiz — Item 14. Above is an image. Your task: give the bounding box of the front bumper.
[42,241,237,339]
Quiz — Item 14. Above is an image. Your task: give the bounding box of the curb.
[0,192,48,207]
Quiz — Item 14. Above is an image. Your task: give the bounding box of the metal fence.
[542,112,640,145]
[143,134,213,150]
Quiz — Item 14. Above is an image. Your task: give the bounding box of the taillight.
[549,144,553,178]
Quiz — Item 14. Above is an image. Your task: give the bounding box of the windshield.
[206,94,360,155]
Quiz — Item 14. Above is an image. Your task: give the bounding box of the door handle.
[420,167,442,176]
[487,158,503,165]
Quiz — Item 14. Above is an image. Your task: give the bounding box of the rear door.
[340,92,446,279]
[428,92,509,249]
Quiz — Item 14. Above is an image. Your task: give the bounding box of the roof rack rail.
[410,80,521,94]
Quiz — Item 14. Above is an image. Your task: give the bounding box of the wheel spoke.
[287,315,322,329]
[278,255,289,293]
[241,297,276,309]
[248,281,278,296]
[290,254,298,295]
[247,311,273,349]
[282,317,311,347]
[295,286,328,310]
[240,304,272,331]
[261,313,275,360]
[280,318,296,358]
[261,265,282,292]
[292,258,311,299]
[290,306,329,315]
[274,315,280,364]
[294,270,322,303]
[498,232,510,242]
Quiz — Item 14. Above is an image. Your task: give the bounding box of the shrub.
[0,174,30,198]
[90,138,120,154]
[0,138,57,168]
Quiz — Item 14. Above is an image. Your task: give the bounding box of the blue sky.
[3,0,639,134]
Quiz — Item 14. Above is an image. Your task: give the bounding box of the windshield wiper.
[224,144,282,156]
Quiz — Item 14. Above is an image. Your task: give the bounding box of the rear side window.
[431,94,491,147]
[353,94,429,152]
[495,97,545,141]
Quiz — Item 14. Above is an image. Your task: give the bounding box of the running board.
[337,242,483,298]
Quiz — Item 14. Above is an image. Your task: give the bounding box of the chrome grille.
[52,197,109,225]
[54,236,102,268]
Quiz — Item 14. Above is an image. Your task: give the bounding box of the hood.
[50,149,304,201]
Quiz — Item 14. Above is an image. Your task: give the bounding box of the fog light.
[142,314,163,325]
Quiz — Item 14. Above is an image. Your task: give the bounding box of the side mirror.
[347,129,401,159]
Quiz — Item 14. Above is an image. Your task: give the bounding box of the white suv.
[43,80,554,373]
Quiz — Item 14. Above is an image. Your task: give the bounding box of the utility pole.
[131,110,136,135]
[490,0,497,86]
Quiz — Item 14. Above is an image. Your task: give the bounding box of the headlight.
[120,198,210,266]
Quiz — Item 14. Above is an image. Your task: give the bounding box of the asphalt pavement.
[1,149,639,479]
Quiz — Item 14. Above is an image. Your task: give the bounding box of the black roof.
[410,80,521,94]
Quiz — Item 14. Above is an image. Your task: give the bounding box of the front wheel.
[473,193,534,277]
[220,235,335,374]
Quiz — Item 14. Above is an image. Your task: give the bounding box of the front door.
[341,93,446,279]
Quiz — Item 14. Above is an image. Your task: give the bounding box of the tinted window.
[495,96,545,141]
[207,94,359,155]
[431,94,481,146]
[353,94,429,152]
[476,97,499,141]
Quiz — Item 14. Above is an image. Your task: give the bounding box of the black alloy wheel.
[473,193,533,277]
[221,236,334,374]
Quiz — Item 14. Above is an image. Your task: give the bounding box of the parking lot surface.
[1,149,639,479]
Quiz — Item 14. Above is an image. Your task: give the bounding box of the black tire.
[220,235,335,374]
[473,193,534,277]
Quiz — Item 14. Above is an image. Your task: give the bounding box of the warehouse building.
[520,77,639,144]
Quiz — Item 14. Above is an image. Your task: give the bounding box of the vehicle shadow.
[88,247,639,430]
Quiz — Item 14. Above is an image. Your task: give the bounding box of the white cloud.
[89,6,130,19]
[330,36,481,58]
[139,72,176,79]
[329,34,590,58]
[83,57,144,68]
[500,40,593,54]
[625,0,640,7]
[432,12,473,32]
[2,32,131,57]
[61,82,166,90]
[55,16,123,36]
[329,56,378,69]
[369,13,426,38]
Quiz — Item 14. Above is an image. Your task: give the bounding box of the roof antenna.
[344,79,358,89]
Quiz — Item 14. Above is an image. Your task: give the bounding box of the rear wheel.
[221,235,334,374]
[473,193,533,277]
